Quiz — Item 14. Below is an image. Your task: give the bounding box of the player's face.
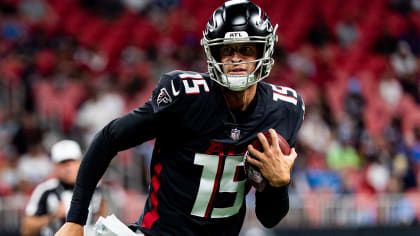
[55,159,81,185]
[220,43,258,75]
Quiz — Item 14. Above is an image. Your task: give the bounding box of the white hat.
[51,140,82,163]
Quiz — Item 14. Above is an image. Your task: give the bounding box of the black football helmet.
[201,0,278,91]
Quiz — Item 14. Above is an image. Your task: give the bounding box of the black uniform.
[67,70,305,235]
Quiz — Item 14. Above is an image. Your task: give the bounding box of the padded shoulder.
[151,71,212,113]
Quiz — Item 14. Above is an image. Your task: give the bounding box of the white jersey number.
[179,73,210,94]
[191,154,245,218]
[272,85,298,105]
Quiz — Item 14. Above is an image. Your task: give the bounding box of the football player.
[55,0,305,235]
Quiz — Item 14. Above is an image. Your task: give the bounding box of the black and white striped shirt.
[25,178,103,236]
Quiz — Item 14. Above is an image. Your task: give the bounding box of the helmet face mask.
[201,0,278,91]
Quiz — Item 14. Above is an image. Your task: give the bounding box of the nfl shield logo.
[231,128,240,141]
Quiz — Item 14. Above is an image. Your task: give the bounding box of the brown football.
[245,132,290,192]
[251,132,291,155]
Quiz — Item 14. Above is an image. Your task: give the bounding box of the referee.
[20,140,107,236]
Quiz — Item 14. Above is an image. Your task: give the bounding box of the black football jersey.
[67,70,304,236]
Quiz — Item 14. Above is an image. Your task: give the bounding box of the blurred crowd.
[2,0,420,224]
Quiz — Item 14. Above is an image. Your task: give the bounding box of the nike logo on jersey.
[157,88,172,106]
[171,80,180,96]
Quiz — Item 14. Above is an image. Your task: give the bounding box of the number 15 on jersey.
[191,154,245,218]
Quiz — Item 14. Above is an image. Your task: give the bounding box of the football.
[245,132,291,192]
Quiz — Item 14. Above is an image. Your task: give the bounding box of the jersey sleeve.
[67,100,160,225]
[254,89,305,228]
[150,71,186,114]
[255,184,289,228]
[288,93,305,147]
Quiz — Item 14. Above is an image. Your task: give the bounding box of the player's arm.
[55,106,156,235]
[70,103,158,212]
[249,95,305,228]
[55,103,159,236]
[255,185,290,228]
[56,73,184,236]
[247,130,296,228]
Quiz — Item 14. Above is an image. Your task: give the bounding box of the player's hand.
[246,129,297,188]
[54,222,84,236]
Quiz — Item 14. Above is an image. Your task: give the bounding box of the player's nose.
[231,51,243,63]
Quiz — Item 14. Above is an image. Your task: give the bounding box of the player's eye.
[220,46,234,57]
[239,46,256,57]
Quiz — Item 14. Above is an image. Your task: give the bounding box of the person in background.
[20,140,107,236]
